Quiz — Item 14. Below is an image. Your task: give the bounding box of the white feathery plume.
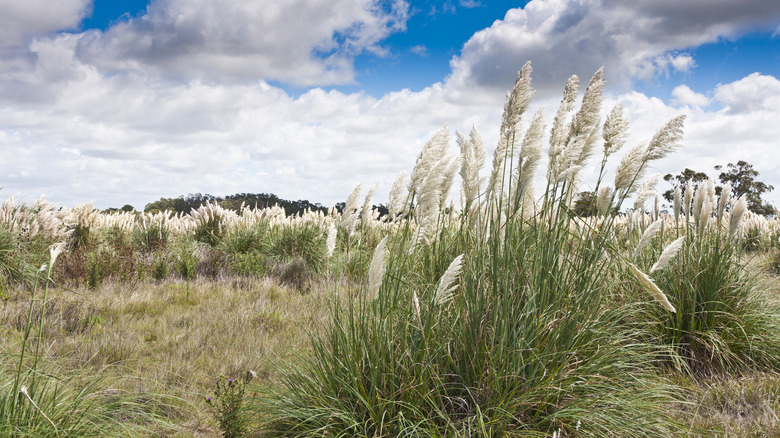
[487,136,511,200]
[515,108,545,197]
[683,179,694,217]
[603,104,628,157]
[326,223,337,257]
[651,236,686,273]
[361,184,377,223]
[556,165,584,183]
[439,156,462,210]
[434,254,464,306]
[49,242,66,267]
[575,120,602,169]
[490,63,535,199]
[614,142,647,196]
[644,115,685,162]
[633,175,659,211]
[627,262,676,313]
[388,171,410,219]
[500,62,535,139]
[704,178,716,210]
[597,186,613,216]
[570,68,605,168]
[412,290,421,323]
[367,237,388,299]
[717,182,732,221]
[729,195,748,240]
[692,184,705,223]
[654,195,661,221]
[698,188,713,238]
[547,75,580,182]
[342,184,363,237]
[410,126,450,196]
[634,218,663,257]
[458,126,486,210]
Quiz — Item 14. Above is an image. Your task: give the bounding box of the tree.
[716,161,775,216]
[573,191,598,217]
[662,168,708,203]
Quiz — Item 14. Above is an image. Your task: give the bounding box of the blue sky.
[1,0,780,209]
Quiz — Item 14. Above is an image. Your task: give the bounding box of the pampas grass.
[627,262,676,313]
[650,236,686,273]
[433,254,463,306]
[367,236,387,299]
[730,195,748,240]
[635,218,663,257]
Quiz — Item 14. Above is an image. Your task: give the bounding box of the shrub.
[647,231,780,374]
[173,238,199,281]
[267,223,326,274]
[256,65,684,436]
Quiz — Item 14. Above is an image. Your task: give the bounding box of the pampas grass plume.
[717,182,732,221]
[388,171,410,219]
[627,262,676,312]
[650,236,685,273]
[644,115,685,162]
[603,104,628,157]
[597,186,613,216]
[367,237,388,299]
[326,223,337,257]
[729,195,748,240]
[434,254,464,306]
[614,142,646,195]
[634,218,663,257]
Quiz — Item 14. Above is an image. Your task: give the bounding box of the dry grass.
[678,372,780,437]
[0,276,342,436]
[673,250,780,437]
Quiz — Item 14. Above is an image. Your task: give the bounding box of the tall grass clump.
[636,187,780,375]
[0,243,160,436]
[256,63,686,436]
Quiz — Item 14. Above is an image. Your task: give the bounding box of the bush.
[256,65,684,436]
[647,231,780,374]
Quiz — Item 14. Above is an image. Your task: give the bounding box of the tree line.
[574,160,775,217]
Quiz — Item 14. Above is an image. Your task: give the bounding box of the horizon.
[1,0,779,210]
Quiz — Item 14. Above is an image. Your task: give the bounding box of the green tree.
[662,168,708,203]
[573,191,598,217]
[716,161,775,216]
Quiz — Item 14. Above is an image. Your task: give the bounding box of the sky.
[1,0,779,211]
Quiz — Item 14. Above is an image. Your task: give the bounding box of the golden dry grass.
[0,276,344,436]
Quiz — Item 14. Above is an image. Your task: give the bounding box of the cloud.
[3,34,779,210]
[713,72,780,114]
[74,0,410,86]
[2,0,780,211]
[671,85,710,107]
[410,44,429,56]
[447,0,780,95]
[0,0,90,48]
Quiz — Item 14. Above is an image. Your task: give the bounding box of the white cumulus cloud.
[671,85,710,107]
[73,0,410,86]
[448,0,780,95]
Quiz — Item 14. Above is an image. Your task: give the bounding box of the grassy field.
[2,64,780,436]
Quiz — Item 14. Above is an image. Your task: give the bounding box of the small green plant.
[206,374,252,438]
[85,246,111,289]
[151,251,171,281]
[173,239,199,281]
[229,251,268,278]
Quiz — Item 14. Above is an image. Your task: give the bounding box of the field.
[2,66,780,437]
